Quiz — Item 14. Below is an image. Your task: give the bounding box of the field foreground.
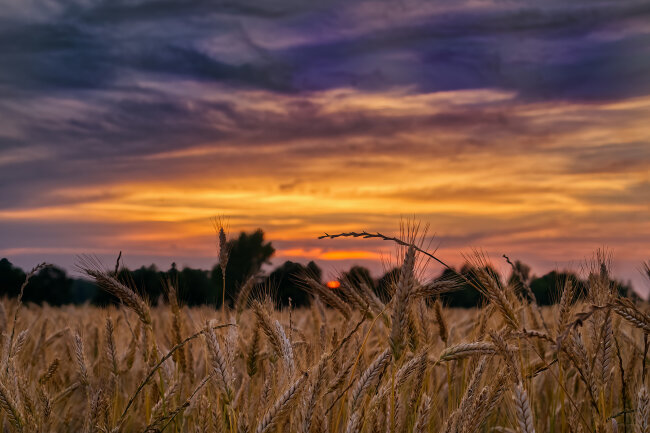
[0,251,649,433]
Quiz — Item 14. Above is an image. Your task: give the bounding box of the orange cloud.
[1,88,649,294]
[276,248,382,261]
[319,250,383,261]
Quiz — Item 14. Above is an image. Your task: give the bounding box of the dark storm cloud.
[1,0,649,98]
[1,0,649,163]
[0,87,469,158]
[280,2,650,98]
[71,0,319,23]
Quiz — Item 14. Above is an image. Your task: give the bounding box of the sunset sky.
[1,0,649,294]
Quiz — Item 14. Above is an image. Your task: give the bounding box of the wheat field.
[0,237,649,433]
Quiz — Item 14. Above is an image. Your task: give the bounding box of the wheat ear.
[105,318,118,377]
[636,386,649,433]
[256,372,308,433]
[513,383,535,433]
[612,298,650,334]
[413,394,432,433]
[439,342,499,361]
[300,356,327,433]
[303,275,352,320]
[344,409,362,433]
[348,348,391,411]
[0,380,23,432]
[204,325,233,401]
[390,246,416,360]
[79,258,152,326]
[73,332,90,388]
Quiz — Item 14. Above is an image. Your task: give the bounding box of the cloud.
[1,0,650,99]
[1,0,649,292]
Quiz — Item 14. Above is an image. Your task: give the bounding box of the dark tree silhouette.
[266,260,322,307]
[70,278,98,304]
[507,260,531,291]
[24,266,73,306]
[0,259,77,306]
[0,258,26,297]
[343,266,375,290]
[211,229,275,308]
[529,271,585,305]
[377,267,400,303]
[93,264,164,306]
[437,264,487,308]
[176,265,215,306]
[1,249,642,307]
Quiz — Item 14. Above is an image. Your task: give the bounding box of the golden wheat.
[0,242,647,432]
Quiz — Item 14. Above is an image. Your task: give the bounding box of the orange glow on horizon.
[319,250,383,261]
[276,248,383,261]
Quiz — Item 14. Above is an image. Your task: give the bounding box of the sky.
[0,0,649,294]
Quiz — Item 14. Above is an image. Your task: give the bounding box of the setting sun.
[326,280,341,289]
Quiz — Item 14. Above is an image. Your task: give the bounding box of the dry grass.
[0,244,648,433]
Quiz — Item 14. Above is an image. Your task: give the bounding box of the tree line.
[0,229,641,307]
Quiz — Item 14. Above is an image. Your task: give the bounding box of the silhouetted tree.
[437,265,483,308]
[177,266,214,306]
[132,265,166,304]
[266,261,322,307]
[529,271,586,305]
[0,260,78,305]
[377,267,400,303]
[93,264,164,306]
[70,278,98,304]
[343,266,375,290]
[93,262,218,307]
[4,249,641,307]
[23,266,73,306]
[211,229,275,308]
[0,258,26,297]
[507,260,531,293]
